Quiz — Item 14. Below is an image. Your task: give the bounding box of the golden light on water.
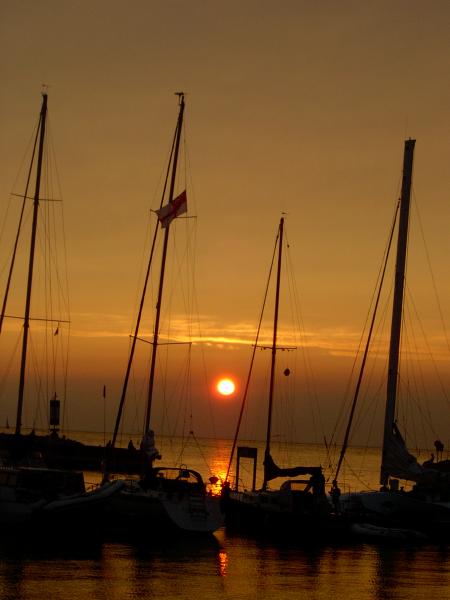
[218,549,228,577]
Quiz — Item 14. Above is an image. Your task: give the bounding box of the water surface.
[0,530,448,600]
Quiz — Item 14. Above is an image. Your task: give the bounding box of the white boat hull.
[340,490,450,541]
[108,480,223,534]
[350,522,428,542]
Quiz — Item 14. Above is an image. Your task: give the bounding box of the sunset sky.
[1,1,449,449]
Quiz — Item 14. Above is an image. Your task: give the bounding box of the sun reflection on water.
[218,549,228,578]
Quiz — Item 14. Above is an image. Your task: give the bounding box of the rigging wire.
[402,285,449,434]
[330,201,399,484]
[104,108,178,473]
[0,118,40,254]
[225,222,280,483]
[284,229,325,449]
[180,124,211,410]
[1,101,71,432]
[413,191,450,355]
[0,119,40,335]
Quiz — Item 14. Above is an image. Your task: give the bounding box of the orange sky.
[1,1,449,448]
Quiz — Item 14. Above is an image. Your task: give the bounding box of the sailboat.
[336,139,450,541]
[0,93,123,532]
[0,93,143,474]
[103,93,224,535]
[222,217,332,538]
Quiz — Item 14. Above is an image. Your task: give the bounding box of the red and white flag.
[156,190,187,229]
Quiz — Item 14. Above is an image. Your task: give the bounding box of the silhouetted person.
[423,452,434,467]
[434,439,444,461]
[330,479,341,514]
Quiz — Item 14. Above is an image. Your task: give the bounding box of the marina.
[1,2,450,598]
[0,435,449,600]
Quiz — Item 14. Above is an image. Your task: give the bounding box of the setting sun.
[217,378,236,396]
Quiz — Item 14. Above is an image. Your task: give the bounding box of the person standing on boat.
[423,453,435,467]
[330,479,341,514]
[434,440,444,461]
[140,430,161,463]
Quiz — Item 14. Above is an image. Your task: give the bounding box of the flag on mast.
[156,190,187,229]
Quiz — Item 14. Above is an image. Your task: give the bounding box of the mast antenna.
[175,91,185,105]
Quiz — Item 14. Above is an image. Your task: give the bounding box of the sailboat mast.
[144,93,185,434]
[15,93,48,435]
[380,138,415,486]
[263,217,284,490]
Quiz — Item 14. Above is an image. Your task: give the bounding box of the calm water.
[0,531,448,600]
[0,432,448,599]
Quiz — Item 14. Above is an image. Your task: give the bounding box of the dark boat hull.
[222,487,335,541]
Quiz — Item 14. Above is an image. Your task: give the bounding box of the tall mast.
[263,217,284,490]
[144,93,185,434]
[15,93,48,435]
[105,112,179,477]
[380,138,415,486]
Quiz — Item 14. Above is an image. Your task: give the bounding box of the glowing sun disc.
[217,378,235,396]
